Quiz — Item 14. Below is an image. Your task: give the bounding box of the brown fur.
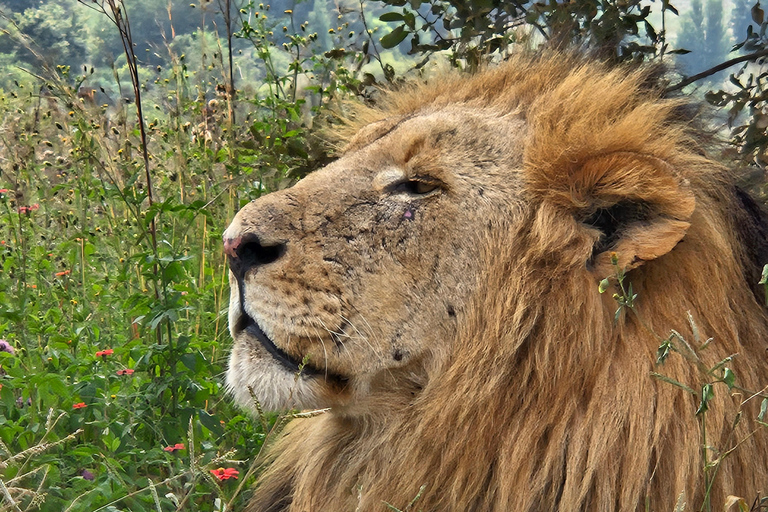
[224,53,768,511]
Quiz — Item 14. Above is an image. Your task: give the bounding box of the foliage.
[0,0,88,68]
[0,0,376,509]
[368,0,768,175]
[373,0,685,70]
[601,257,768,512]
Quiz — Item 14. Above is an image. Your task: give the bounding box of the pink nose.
[223,236,242,259]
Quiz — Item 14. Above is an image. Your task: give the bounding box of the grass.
[0,1,376,509]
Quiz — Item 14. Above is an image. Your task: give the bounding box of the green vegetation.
[0,0,766,510]
[0,1,385,509]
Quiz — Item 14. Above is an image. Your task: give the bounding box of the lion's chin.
[225,336,325,412]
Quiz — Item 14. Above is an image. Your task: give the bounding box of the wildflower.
[163,443,185,452]
[116,368,134,376]
[95,348,114,357]
[55,270,71,277]
[17,204,39,215]
[210,467,239,480]
[80,469,95,481]
[72,402,86,409]
[0,340,14,355]
[0,189,8,193]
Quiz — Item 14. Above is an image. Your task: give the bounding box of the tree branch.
[666,48,768,93]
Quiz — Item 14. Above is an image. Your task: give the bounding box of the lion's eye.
[397,180,440,195]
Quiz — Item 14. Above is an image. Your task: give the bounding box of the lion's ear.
[568,152,696,276]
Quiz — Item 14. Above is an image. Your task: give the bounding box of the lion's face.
[224,107,525,411]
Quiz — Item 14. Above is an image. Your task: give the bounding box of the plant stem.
[666,48,768,92]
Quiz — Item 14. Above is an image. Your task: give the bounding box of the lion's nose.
[225,233,286,280]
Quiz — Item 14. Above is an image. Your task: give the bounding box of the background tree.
[676,0,729,80]
[0,0,88,69]
[731,0,754,50]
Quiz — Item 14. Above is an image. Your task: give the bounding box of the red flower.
[116,368,134,376]
[0,189,8,193]
[210,467,239,480]
[95,349,114,357]
[163,443,185,452]
[55,270,71,277]
[18,204,38,215]
[72,402,86,409]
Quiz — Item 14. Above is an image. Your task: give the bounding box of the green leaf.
[760,264,768,305]
[651,372,697,394]
[722,368,735,389]
[198,410,224,436]
[1,383,15,410]
[379,12,405,22]
[180,352,203,373]
[759,398,768,421]
[598,278,610,294]
[759,264,768,285]
[380,25,409,49]
[696,383,715,416]
[656,339,672,364]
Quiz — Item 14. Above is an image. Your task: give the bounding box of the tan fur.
[224,53,768,511]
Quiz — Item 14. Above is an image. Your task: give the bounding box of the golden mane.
[237,53,768,511]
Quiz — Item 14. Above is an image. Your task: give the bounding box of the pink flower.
[210,467,239,480]
[163,443,185,452]
[116,368,135,376]
[0,340,14,355]
[18,204,39,215]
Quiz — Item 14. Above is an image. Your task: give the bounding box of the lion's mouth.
[235,301,349,384]
[237,312,308,374]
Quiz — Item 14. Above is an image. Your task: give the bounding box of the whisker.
[339,312,392,367]
[302,323,330,378]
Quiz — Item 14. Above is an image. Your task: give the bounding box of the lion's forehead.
[305,109,527,197]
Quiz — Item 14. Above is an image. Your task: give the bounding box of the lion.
[223,53,768,511]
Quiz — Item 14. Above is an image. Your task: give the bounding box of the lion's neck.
[249,242,768,512]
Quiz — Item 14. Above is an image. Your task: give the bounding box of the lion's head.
[225,54,768,511]
[224,104,527,412]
